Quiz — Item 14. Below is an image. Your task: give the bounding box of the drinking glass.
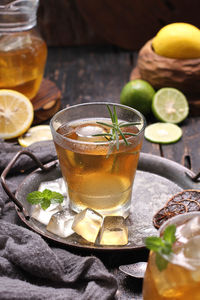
[50,102,145,217]
[143,211,200,300]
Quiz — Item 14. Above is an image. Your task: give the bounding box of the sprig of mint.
[145,224,176,271]
[27,189,64,210]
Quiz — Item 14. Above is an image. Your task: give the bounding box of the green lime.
[144,123,182,144]
[152,88,189,124]
[120,79,155,116]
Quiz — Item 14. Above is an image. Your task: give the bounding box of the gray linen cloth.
[0,140,118,300]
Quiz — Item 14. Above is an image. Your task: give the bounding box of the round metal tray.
[2,151,200,251]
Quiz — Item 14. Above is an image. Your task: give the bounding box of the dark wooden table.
[44,45,200,299]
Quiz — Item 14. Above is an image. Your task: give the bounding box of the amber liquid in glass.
[143,217,200,300]
[143,251,200,300]
[0,30,47,100]
[55,118,142,217]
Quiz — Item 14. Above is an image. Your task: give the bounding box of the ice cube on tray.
[38,178,67,197]
[46,209,74,238]
[31,204,63,225]
[99,216,128,246]
[72,208,103,243]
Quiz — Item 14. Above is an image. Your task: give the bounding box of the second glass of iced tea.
[143,212,200,300]
[50,102,145,217]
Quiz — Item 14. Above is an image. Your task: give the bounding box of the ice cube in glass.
[183,235,200,260]
[72,208,103,243]
[46,209,74,238]
[176,216,200,244]
[99,216,128,246]
[76,124,108,142]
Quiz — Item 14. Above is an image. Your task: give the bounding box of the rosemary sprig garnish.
[93,105,141,151]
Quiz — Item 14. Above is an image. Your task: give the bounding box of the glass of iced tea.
[143,211,200,300]
[50,102,145,217]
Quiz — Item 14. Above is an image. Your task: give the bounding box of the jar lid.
[0,0,39,31]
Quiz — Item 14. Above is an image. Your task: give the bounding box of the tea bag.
[99,216,128,246]
[46,209,74,238]
[72,208,103,243]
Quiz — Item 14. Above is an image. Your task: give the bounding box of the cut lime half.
[144,123,182,144]
[152,88,189,124]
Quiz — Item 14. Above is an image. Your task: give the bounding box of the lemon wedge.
[18,125,52,147]
[0,89,34,139]
[152,23,200,59]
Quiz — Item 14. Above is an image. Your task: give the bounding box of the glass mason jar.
[0,0,47,100]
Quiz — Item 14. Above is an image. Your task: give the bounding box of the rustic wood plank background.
[38,0,200,50]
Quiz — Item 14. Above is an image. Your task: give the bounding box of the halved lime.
[152,88,189,124]
[144,123,182,144]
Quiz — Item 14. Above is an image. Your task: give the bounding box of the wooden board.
[31,79,61,124]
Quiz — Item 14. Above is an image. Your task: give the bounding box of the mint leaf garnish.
[26,191,44,204]
[40,198,51,210]
[27,189,64,210]
[145,224,176,271]
[155,253,169,271]
[163,223,176,244]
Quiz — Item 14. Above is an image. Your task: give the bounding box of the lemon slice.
[152,88,189,124]
[18,125,53,147]
[0,89,34,139]
[144,123,182,144]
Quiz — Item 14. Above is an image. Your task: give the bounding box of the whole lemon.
[120,79,155,116]
[152,23,200,59]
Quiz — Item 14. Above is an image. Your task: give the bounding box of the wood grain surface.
[32,79,61,124]
[38,0,200,50]
[38,0,106,46]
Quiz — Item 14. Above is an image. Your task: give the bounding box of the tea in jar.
[0,0,47,100]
